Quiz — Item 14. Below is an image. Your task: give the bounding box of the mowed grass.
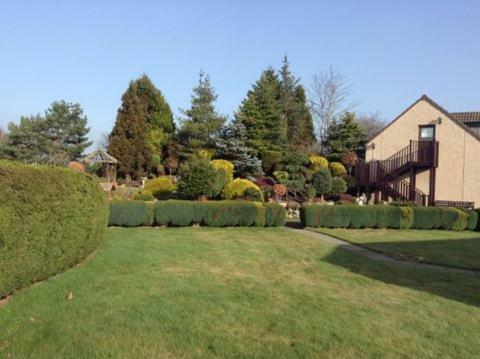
[313,228,480,270]
[0,228,479,358]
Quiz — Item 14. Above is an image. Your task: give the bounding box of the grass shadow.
[322,245,480,307]
[285,219,303,229]
[356,238,480,271]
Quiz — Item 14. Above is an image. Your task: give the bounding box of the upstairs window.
[419,125,435,141]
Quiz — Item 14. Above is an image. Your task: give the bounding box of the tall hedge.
[300,204,470,231]
[109,200,286,227]
[0,161,108,298]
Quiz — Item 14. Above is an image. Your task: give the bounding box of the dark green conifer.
[135,75,175,169]
[108,82,151,179]
[236,68,285,154]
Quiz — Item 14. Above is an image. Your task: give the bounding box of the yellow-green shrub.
[0,161,108,297]
[309,155,329,171]
[224,178,264,202]
[198,149,214,160]
[211,160,234,181]
[330,162,347,177]
[211,159,234,194]
[143,177,175,199]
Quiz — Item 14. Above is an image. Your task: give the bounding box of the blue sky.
[1,0,479,146]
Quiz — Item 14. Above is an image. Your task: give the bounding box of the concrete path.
[290,228,480,277]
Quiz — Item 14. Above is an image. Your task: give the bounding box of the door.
[418,125,435,163]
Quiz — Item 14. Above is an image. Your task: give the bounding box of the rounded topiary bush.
[143,177,176,199]
[0,161,108,297]
[329,162,347,177]
[330,177,347,195]
[309,155,329,171]
[224,178,264,202]
[177,157,223,200]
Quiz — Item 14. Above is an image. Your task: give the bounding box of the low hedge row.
[411,207,472,231]
[300,204,478,231]
[476,209,480,231]
[300,205,412,229]
[109,200,155,227]
[108,200,286,227]
[0,161,108,298]
[264,203,287,227]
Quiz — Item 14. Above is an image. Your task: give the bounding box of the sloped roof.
[368,95,480,144]
[450,112,480,124]
[84,150,118,164]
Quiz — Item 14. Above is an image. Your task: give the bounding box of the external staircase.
[356,140,439,206]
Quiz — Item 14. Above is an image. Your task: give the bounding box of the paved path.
[289,228,480,277]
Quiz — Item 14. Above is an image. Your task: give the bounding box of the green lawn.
[312,228,480,270]
[1,227,480,358]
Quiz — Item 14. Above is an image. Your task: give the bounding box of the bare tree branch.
[356,111,386,141]
[309,67,357,148]
[96,132,109,151]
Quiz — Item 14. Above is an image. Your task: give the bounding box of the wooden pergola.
[83,150,118,183]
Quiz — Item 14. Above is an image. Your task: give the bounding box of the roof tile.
[450,112,480,124]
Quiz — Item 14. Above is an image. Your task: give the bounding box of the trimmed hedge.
[475,209,480,231]
[300,204,472,231]
[300,205,408,229]
[459,209,479,231]
[109,200,286,227]
[0,161,108,298]
[156,200,266,227]
[411,207,468,231]
[264,203,287,227]
[109,200,155,227]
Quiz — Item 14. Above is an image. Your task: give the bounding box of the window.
[419,125,435,140]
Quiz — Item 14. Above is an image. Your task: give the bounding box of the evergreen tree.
[43,101,92,163]
[5,101,91,164]
[0,127,8,159]
[5,115,47,162]
[323,112,366,162]
[279,56,297,139]
[108,82,151,179]
[177,71,226,158]
[236,68,285,154]
[135,75,175,169]
[313,168,332,200]
[289,86,315,152]
[279,56,315,152]
[215,122,263,178]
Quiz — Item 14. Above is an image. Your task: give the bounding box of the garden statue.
[356,193,367,206]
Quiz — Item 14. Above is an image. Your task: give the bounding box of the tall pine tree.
[236,68,285,154]
[279,56,315,153]
[177,71,226,158]
[135,75,175,169]
[236,59,315,156]
[108,82,151,179]
[289,86,315,152]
